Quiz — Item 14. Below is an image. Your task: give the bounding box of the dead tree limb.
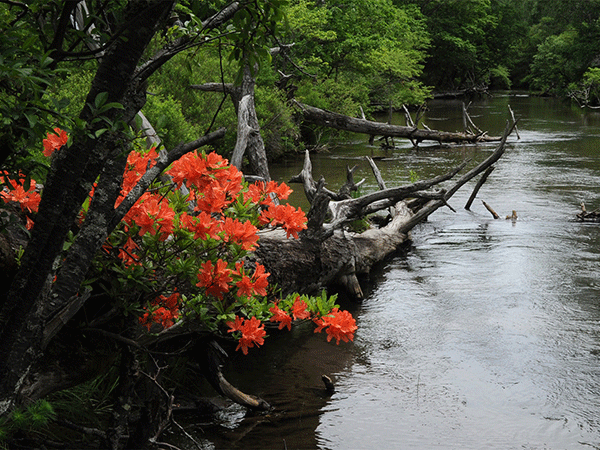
[482,201,500,219]
[508,104,520,139]
[293,101,505,145]
[465,166,495,211]
[462,101,484,135]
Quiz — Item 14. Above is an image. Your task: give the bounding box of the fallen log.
[255,122,516,299]
[293,100,505,145]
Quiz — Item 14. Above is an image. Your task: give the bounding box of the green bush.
[255,85,301,160]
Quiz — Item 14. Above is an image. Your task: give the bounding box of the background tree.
[280,0,430,112]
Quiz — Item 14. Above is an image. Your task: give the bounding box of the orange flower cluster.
[42,127,68,157]
[0,127,67,229]
[268,297,357,347]
[14,128,356,351]
[243,180,292,205]
[195,259,270,300]
[269,303,293,331]
[0,172,41,230]
[313,308,358,345]
[259,203,307,238]
[233,261,269,298]
[268,296,312,332]
[139,291,181,331]
[115,147,178,241]
[196,259,233,299]
[168,150,243,214]
[120,146,159,197]
[227,316,266,355]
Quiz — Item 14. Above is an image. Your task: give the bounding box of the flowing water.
[170,94,600,449]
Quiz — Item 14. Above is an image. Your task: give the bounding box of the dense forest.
[0,0,598,448]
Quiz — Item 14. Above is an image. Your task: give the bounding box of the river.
[169,94,600,449]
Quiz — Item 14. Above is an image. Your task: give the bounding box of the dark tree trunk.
[0,0,176,412]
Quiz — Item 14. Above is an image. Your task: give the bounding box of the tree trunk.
[231,62,271,181]
[0,0,177,413]
[191,61,271,182]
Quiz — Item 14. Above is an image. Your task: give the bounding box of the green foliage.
[47,370,117,429]
[408,0,496,89]
[142,47,237,152]
[255,85,302,159]
[583,68,600,103]
[142,93,203,150]
[281,0,430,109]
[488,65,512,90]
[528,28,581,95]
[49,67,96,120]
[0,6,61,174]
[0,400,56,443]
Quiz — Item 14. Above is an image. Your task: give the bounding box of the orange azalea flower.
[196,259,233,299]
[123,193,175,239]
[195,183,230,214]
[259,203,307,238]
[226,315,245,332]
[313,308,357,345]
[1,174,41,227]
[168,151,243,211]
[179,211,221,240]
[249,263,269,296]
[204,150,230,170]
[235,275,254,298]
[139,291,181,331]
[42,128,68,157]
[227,316,266,355]
[243,182,269,205]
[266,180,292,200]
[291,296,311,320]
[118,147,159,202]
[221,217,259,251]
[234,262,269,298]
[243,180,293,206]
[168,151,207,188]
[269,304,292,331]
[118,236,140,267]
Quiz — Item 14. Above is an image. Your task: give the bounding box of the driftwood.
[482,200,500,219]
[293,101,505,146]
[255,122,516,299]
[465,166,495,210]
[576,202,600,222]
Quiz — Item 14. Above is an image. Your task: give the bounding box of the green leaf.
[94,92,108,109]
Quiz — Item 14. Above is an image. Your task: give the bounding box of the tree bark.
[231,63,270,181]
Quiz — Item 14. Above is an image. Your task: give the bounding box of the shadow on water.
[170,94,600,449]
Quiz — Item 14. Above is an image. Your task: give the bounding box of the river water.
[170,94,600,449]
